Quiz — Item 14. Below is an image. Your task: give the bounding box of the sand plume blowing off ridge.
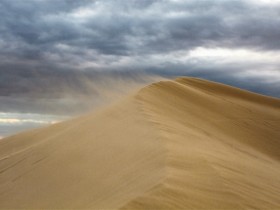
[0,77,279,209]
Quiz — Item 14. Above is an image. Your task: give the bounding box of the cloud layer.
[1,0,280,96]
[1,0,280,101]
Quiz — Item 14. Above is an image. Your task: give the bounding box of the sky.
[0,0,280,137]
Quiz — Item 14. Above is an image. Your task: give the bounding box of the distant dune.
[0,77,279,209]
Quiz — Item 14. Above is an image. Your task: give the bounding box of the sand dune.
[0,77,279,209]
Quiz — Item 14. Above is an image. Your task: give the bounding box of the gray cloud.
[0,0,279,104]
[1,0,280,56]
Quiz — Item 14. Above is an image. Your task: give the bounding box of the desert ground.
[0,77,279,209]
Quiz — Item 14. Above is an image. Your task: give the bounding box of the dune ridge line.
[0,77,279,209]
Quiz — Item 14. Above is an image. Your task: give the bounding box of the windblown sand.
[0,77,279,209]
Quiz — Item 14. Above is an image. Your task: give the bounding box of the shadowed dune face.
[0,77,280,209]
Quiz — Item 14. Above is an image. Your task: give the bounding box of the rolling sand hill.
[0,77,280,209]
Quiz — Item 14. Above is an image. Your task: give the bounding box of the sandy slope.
[0,77,280,209]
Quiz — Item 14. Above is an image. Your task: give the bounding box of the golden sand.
[0,77,279,209]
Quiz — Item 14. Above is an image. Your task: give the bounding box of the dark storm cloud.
[1,0,280,56]
[0,0,279,100]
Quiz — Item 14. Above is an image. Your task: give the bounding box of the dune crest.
[0,77,280,209]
